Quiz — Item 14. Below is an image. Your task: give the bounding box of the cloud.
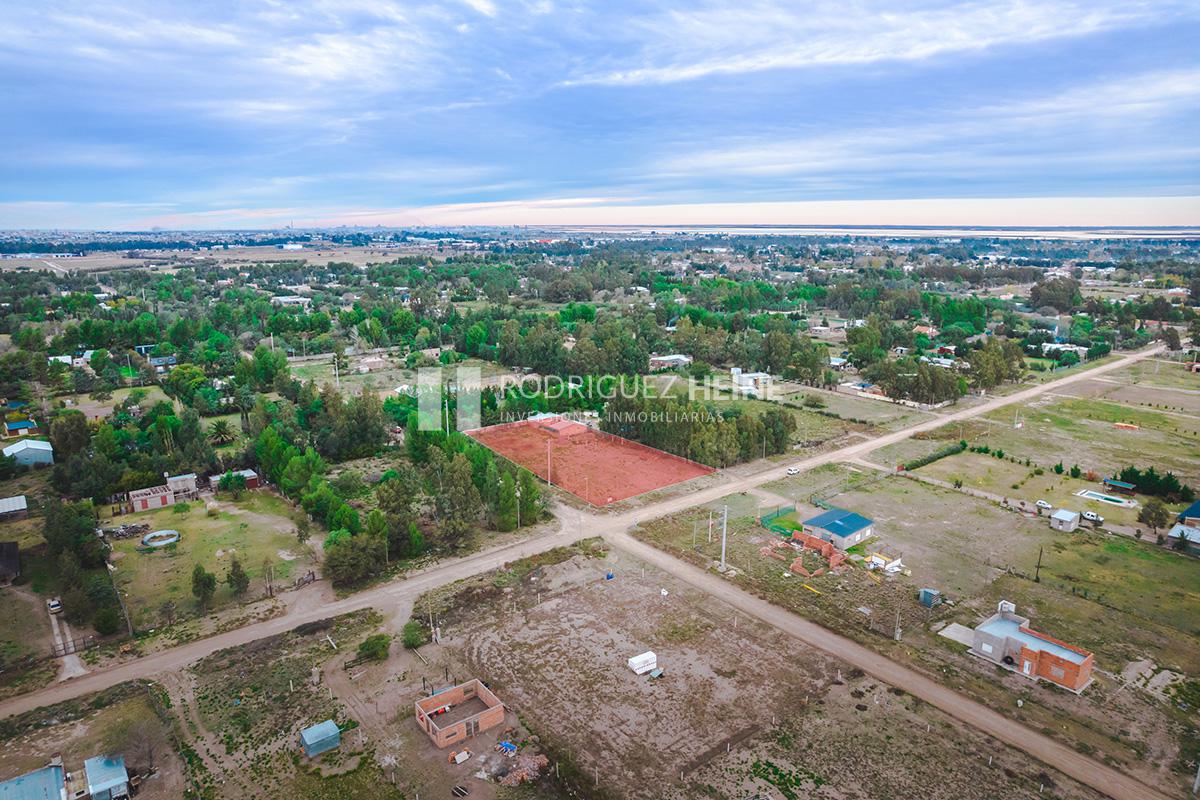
[561,0,1197,86]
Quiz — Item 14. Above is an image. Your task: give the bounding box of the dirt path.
[46,610,88,680]
[0,344,1169,800]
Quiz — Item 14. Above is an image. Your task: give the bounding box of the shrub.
[93,607,121,636]
[401,621,427,649]
[357,633,391,661]
[901,440,967,471]
[1033,467,1044,476]
[172,501,190,514]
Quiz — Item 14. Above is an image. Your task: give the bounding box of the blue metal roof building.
[299,720,341,758]
[803,507,874,550]
[83,756,128,800]
[1177,500,1200,524]
[0,765,65,800]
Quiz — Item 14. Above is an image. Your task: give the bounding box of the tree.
[517,469,540,527]
[323,535,386,586]
[1162,327,1182,350]
[1137,497,1171,536]
[226,556,250,598]
[207,419,235,445]
[295,515,311,545]
[159,600,177,627]
[50,410,90,460]
[217,470,247,498]
[93,607,121,635]
[191,564,216,611]
[496,471,518,531]
[401,620,427,649]
[357,633,391,661]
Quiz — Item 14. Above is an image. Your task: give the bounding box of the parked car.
[1082,511,1104,523]
[1035,500,1053,510]
[785,467,800,475]
[46,597,63,614]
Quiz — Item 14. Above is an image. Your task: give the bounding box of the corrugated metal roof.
[0,496,27,514]
[2,439,53,454]
[803,507,873,538]
[84,756,127,795]
[0,765,63,800]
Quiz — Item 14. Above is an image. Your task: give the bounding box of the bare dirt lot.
[421,544,1106,800]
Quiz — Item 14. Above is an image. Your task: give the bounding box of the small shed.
[1049,509,1080,532]
[0,495,28,518]
[1101,478,1135,496]
[2,439,54,466]
[234,468,261,489]
[300,720,341,758]
[84,755,129,800]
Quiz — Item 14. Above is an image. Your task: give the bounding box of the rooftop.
[0,496,27,514]
[2,439,52,454]
[83,756,127,795]
[977,616,1089,664]
[0,764,64,800]
[300,720,340,746]
[1050,508,1079,522]
[804,507,873,538]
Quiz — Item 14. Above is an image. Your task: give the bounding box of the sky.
[1,0,1199,230]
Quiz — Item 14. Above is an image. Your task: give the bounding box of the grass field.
[108,493,311,627]
[773,382,933,430]
[914,451,1188,528]
[1107,359,1200,391]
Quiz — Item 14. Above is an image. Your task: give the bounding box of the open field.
[0,682,184,798]
[914,451,1168,528]
[0,585,56,700]
[874,393,1200,486]
[1105,359,1200,391]
[107,493,312,628]
[773,382,934,429]
[423,544,1105,800]
[292,354,514,396]
[469,418,713,505]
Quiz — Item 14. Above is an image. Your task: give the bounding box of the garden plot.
[107,493,313,627]
[429,547,1104,800]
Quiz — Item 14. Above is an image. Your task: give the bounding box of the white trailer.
[627,651,657,675]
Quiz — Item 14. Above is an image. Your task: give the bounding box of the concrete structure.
[2,439,54,466]
[1049,509,1080,532]
[730,367,772,399]
[0,495,28,518]
[970,601,1094,692]
[299,719,341,758]
[803,507,874,550]
[128,484,174,511]
[271,295,312,308]
[648,353,693,371]
[414,679,505,749]
[0,764,65,800]
[83,755,129,800]
[167,473,198,496]
[0,541,18,586]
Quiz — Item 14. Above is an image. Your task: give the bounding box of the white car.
[785,467,800,476]
[1082,511,1104,524]
[1035,500,1053,510]
[46,597,63,614]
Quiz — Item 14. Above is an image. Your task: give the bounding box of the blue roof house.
[83,756,129,800]
[1176,500,1200,526]
[300,720,341,758]
[803,508,874,550]
[0,765,65,800]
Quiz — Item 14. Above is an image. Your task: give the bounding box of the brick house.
[970,601,1093,692]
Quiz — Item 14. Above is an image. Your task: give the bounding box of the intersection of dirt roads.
[0,345,1172,800]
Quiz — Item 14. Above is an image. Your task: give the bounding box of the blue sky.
[1,0,1198,229]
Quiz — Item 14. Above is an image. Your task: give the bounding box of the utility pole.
[720,505,728,570]
[1035,546,1043,583]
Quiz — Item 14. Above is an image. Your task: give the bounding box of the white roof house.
[0,495,28,514]
[3,439,55,465]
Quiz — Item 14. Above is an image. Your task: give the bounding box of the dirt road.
[0,346,1170,800]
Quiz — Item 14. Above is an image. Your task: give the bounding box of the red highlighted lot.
[467,416,714,506]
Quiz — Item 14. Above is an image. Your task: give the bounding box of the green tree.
[401,620,427,649]
[1137,497,1171,535]
[50,410,91,460]
[207,419,235,445]
[517,469,540,527]
[93,607,121,636]
[496,471,518,531]
[357,633,391,661]
[191,564,216,611]
[226,556,250,597]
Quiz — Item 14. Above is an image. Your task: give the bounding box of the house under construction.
[414,679,506,749]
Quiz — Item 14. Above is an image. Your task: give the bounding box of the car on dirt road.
[1035,500,1053,510]
[786,467,800,475]
[1082,510,1104,524]
[46,597,63,614]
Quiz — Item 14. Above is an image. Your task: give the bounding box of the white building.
[731,367,772,398]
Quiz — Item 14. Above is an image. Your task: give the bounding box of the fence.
[51,634,96,658]
[760,505,797,536]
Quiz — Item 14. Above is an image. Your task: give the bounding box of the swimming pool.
[1075,489,1137,508]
